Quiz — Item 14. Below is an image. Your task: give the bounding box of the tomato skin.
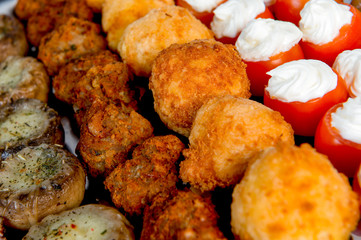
[245,44,304,97]
[315,103,361,177]
[300,4,361,66]
[264,74,348,136]
[353,164,361,213]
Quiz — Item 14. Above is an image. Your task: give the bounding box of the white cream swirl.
[235,18,302,61]
[333,49,361,98]
[211,0,265,39]
[331,97,361,144]
[185,0,224,13]
[299,0,352,45]
[266,59,337,102]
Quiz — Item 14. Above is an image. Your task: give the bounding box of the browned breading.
[104,135,184,215]
[77,99,153,178]
[141,189,226,240]
[38,17,107,76]
[52,50,119,105]
[150,39,251,137]
[15,0,64,20]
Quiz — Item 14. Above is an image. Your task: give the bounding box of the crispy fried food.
[0,15,28,62]
[104,135,184,215]
[118,5,214,77]
[180,95,294,192]
[86,0,105,12]
[150,39,251,137]
[77,98,153,178]
[38,17,107,76]
[141,189,226,240]
[53,50,119,105]
[73,61,137,126]
[15,0,64,20]
[102,0,174,51]
[231,143,360,240]
[26,0,93,46]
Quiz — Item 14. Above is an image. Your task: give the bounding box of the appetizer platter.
[0,0,361,239]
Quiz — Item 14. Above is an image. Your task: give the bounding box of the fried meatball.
[118,5,214,77]
[104,135,184,215]
[15,0,64,20]
[0,15,28,62]
[77,98,153,178]
[141,189,226,240]
[38,17,107,76]
[180,95,294,192]
[26,0,93,46]
[231,143,360,240]
[53,50,119,105]
[150,39,251,137]
[102,0,174,51]
[0,56,49,106]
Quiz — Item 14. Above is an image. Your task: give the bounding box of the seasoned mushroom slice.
[0,144,86,230]
[0,56,50,106]
[0,99,64,156]
[23,204,135,240]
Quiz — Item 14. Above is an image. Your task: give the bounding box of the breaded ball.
[180,95,294,192]
[38,17,107,76]
[0,15,28,62]
[0,56,49,106]
[104,135,184,215]
[77,99,153,178]
[86,0,105,12]
[141,189,226,240]
[118,5,214,77]
[102,0,174,51]
[53,50,119,105]
[231,143,360,240]
[15,0,64,20]
[150,39,251,137]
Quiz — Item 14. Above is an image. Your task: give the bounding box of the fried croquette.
[141,189,226,240]
[77,99,153,178]
[102,0,174,51]
[150,39,251,137]
[0,15,28,62]
[26,0,93,46]
[180,95,294,192]
[104,135,184,215]
[0,56,49,106]
[73,61,138,126]
[86,0,105,12]
[118,5,214,77]
[38,17,107,76]
[15,0,64,20]
[53,50,119,105]
[231,143,360,240]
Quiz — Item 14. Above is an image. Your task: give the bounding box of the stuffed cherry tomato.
[299,0,361,66]
[236,18,304,96]
[264,59,348,136]
[211,0,274,45]
[176,0,225,27]
[315,97,361,177]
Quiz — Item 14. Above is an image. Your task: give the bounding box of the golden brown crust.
[38,17,107,76]
[15,0,65,20]
[104,135,184,215]
[231,143,360,240]
[180,95,294,192]
[77,99,153,178]
[150,39,251,137]
[118,5,214,77]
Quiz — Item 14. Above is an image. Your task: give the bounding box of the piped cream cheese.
[235,18,302,62]
[331,97,361,144]
[266,59,337,102]
[184,0,224,13]
[211,0,265,39]
[299,0,352,45]
[333,49,361,98]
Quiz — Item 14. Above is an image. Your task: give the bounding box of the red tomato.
[176,0,226,27]
[215,7,274,45]
[300,4,361,66]
[353,164,361,213]
[315,103,361,177]
[263,73,348,136]
[245,44,304,97]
